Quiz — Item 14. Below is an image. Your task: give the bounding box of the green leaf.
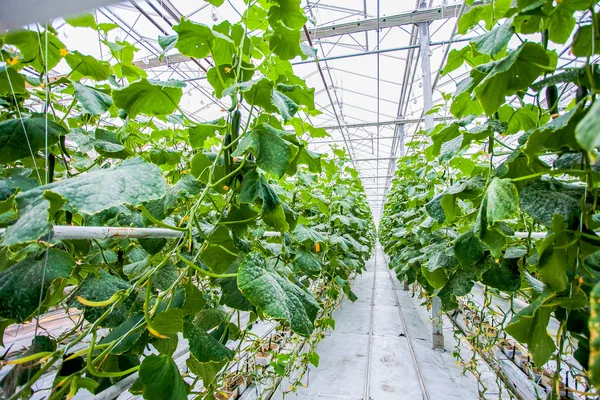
[269,22,303,60]
[139,355,188,400]
[295,249,322,274]
[271,90,299,122]
[232,123,298,178]
[548,4,576,44]
[0,249,74,322]
[438,268,475,311]
[144,174,201,221]
[268,0,307,30]
[0,66,26,96]
[453,231,486,267]
[0,116,66,164]
[537,232,577,292]
[65,14,97,29]
[186,358,226,385]
[238,170,289,232]
[113,79,184,118]
[505,292,556,366]
[473,42,554,115]
[189,119,226,148]
[244,5,268,31]
[183,321,233,363]
[576,101,600,153]
[2,158,167,245]
[199,226,239,274]
[484,178,519,225]
[518,180,580,227]
[422,245,454,289]
[172,19,235,65]
[480,257,521,292]
[3,30,65,73]
[293,224,325,245]
[65,51,111,81]
[572,15,600,57]
[72,82,113,115]
[471,18,514,56]
[237,251,320,336]
[73,270,135,328]
[100,313,145,354]
[224,78,274,110]
[151,309,184,336]
[204,0,225,6]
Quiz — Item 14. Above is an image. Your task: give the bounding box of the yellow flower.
[59,48,69,56]
[223,185,229,191]
[6,56,18,66]
[224,67,231,73]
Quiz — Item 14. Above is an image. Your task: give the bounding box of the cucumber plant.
[0,1,375,399]
[381,0,600,395]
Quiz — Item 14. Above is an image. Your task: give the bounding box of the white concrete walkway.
[274,245,499,400]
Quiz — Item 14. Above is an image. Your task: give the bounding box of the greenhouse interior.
[0,0,599,398]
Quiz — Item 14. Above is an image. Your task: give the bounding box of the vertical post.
[418,0,444,351]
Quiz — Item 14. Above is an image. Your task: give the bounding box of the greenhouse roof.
[0,0,585,222]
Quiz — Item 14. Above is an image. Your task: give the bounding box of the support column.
[418,0,444,351]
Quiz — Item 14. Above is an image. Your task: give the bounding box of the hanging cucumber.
[546,85,559,115]
[542,29,549,50]
[231,109,241,153]
[589,281,600,387]
[577,85,589,105]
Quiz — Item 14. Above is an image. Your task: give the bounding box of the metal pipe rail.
[0,226,281,240]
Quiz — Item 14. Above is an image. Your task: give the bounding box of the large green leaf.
[3,30,65,73]
[238,170,289,232]
[268,0,307,30]
[2,158,167,245]
[100,313,145,354]
[0,66,26,96]
[188,119,226,149]
[199,226,239,274]
[0,249,74,322]
[232,123,298,178]
[480,257,521,292]
[484,178,519,226]
[269,22,303,60]
[505,292,556,366]
[113,79,184,118]
[576,101,600,153]
[139,355,188,400]
[73,270,136,328]
[93,128,132,159]
[237,251,320,336]
[453,231,486,267]
[65,51,111,81]
[473,42,553,115]
[183,321,233,363]
[144,174,201,221]
[0,116,66,164]
[518,179,580,227]
[172,19,235,65]
[537,232,577,292]
[72,82,113,115]
[471,18,514,56]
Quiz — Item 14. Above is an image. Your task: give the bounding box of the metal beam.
[301,3,465,41]
[135,3,474,70]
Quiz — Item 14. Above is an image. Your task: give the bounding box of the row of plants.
[380,0,600,397]
[0,0,375,399]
